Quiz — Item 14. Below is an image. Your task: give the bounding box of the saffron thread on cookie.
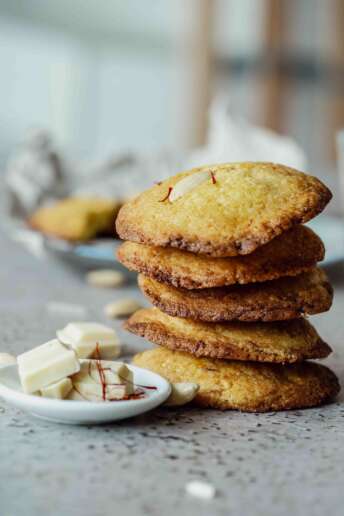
[159,186,173,202]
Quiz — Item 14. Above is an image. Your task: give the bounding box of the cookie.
[125,308,331,363]
[116,162,331,257]
[138,268,333,322]
[29,197,121,242]
[133,347,339,412]
[118,226,324,289]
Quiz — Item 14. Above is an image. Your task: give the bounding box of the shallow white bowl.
[0,364,171,425]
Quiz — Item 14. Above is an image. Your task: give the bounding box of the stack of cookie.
[116,162,340,412]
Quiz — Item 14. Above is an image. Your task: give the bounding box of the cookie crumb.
[185,480,216,500]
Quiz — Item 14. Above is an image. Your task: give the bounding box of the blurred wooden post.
[260,0,289,132]
[171,0,214,150]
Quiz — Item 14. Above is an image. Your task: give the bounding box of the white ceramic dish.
[0,364,171,425]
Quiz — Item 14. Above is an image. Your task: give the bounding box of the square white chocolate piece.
[57,322,120,359]
[18,339,80,394]
[40,377,73,399]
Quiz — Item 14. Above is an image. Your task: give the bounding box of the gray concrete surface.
[1,227,344,516]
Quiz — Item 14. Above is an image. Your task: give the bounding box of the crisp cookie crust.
[116,162,331,257]
[138,268,333,322]
[29,197,121,242]
[118,226,324,289]
[125,308,331,363]
[133,347,340,412]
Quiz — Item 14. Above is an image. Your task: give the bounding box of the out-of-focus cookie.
[29,197,121,242]
[118,226,324,289]
[133,347,340,412]
[138,268,333,322]
[125,308,331,363]
[116,162,331,257]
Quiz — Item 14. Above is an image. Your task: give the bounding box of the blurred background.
[0,0,343,202]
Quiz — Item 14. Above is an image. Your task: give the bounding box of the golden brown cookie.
[133,347,339,412]
[138,268,333,322]
[118,226,324,289]
[29,197,121,242]
[125,308,331,363]
[116,162,331,257]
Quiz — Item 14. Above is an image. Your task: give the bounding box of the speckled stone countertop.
[1,227,344,516]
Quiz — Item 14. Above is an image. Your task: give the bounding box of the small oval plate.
[0,364,171,425]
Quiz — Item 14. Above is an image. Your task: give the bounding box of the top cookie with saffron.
[116,162,331,257]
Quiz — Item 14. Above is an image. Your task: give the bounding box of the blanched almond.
[169,170,210,202]
[164,382,199,406]
[0,353,17,366]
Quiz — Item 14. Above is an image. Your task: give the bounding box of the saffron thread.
[95,343,107,401]
[159,186,173,202]
[75,344,157,402]
[210,171,217,184]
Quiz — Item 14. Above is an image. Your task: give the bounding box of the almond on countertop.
[164,382,199,407]
[104,299,143,319]
[86,270,126,288]
[0,353,17,366]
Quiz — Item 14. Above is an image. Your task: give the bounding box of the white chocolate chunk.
[73,359,133,389]
[70,359,134,401]
[18,339,80,394]
[57,322,120,360]
[104,299,142,319]
[73,382,128,402]
[164,382,199,407]
[40,377,73,399]
[86,270,125,288]
[185,480,216,500]
[67,388,84,401]
[169,170,210,202]
[0,352,17,367]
